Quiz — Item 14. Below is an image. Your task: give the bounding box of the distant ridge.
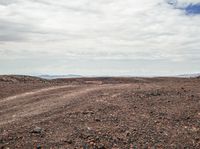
[0,75,46,83]
[38,73,200,79]
[177,73,200,78]
[38,74,83,79]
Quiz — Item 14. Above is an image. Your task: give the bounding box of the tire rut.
[0,84,130,126]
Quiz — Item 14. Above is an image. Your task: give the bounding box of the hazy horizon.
[1,72,200,78]
[0,0,200,76]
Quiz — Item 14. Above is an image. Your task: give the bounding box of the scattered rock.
[64,139,73,144]
[36,144,42,149]
[1,77,200,148]
[195,137,199,142]
[82,111,94,115]
[95,118,101,122]
[149,91,161,96]
[125,131,131,137]
[31,127,42,134]
[97,144,106,149]
[186,116,190,120]
[0,138,3,144]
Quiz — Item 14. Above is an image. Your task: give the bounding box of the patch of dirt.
[0,76,200,148]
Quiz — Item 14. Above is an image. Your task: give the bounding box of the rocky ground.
[0,75,200,149]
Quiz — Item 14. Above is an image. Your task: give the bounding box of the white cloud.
[0,0,200,75]
[167,0,200,7]
[178,0,200,3]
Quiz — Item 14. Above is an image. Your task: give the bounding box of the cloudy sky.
[0,0,200,76]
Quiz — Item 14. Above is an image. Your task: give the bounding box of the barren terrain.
[0,75,200,148]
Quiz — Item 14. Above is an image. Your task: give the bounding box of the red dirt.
[0,76,200,148]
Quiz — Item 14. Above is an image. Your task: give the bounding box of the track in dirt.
[0,77,200,148]
[0,84,131,126]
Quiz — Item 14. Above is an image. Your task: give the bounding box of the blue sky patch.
[167,0,200,15]
[185,3,200,15]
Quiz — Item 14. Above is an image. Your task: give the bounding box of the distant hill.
[38,74,83,80]
[0,75,46,83]
[177,73,200,78]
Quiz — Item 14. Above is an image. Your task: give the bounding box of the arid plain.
[0,75,200,148]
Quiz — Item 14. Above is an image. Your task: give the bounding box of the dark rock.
[150,111,153,114]
[125,131,131,137]
[186,116,190,120]
[195,137,199,141]
[95,136,100,141]
[0,138,3,144]
[36,145,41,149]
[82,111,94,115]
[97,144,106,149]
[150,92,161,96]
[95,118,101,122]
[65,139,73,144]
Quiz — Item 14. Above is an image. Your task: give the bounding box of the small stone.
[95,118,101,122]
[87,127,92,131]
[98,144,106,149]
[125,131,131,137]
[133,128,137,131]
[82,111,88,115]
[65,139,73,144]
[32,126,42,134]
[89,141,95,145]
[195,137,199,141]
[95,136,100,141]
[36,145,41,149]
[82,111,94,115]
[186,116,190,120]
[0,138,3,143]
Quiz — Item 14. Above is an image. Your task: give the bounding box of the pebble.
[64,139,73,144]
[98,144,106,149]
[36,145,42,149]
[95,118,101,122]
[31,126,42,134]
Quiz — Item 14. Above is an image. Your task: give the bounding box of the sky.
[0,0,200,76]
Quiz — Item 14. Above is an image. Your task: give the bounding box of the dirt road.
[0,76,200,148]
[0,84,131,126]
